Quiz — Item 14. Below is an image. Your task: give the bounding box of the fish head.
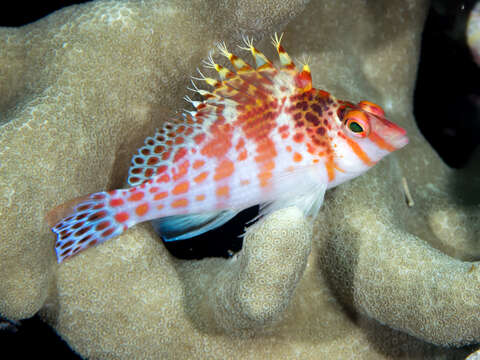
[331,100,409,177]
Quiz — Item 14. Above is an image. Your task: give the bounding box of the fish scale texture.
[1,0,480,359]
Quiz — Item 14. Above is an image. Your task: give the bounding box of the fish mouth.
[391,134,409,149]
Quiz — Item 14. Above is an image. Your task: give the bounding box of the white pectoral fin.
[258,183,327,221]
[256,163,329,221]
[152,210,239,242]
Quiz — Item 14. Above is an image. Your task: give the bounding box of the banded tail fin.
[50,192,130,263]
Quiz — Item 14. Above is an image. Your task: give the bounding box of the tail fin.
[50,192,129,263]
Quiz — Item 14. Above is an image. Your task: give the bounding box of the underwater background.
[0,0,479,358]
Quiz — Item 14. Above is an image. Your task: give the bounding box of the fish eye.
[343,110,370,138]
[348,121,363,133]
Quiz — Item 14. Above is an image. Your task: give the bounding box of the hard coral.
[1,0,479,359]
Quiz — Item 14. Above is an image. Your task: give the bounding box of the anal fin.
[152,210,239,242]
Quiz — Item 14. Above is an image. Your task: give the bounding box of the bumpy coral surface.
[1,0,479,359]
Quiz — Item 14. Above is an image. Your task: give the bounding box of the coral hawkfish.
[49,34,408,263]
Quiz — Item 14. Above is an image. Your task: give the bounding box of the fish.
[49,33,409,263]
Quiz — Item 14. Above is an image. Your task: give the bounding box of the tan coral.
[1,0,479,359]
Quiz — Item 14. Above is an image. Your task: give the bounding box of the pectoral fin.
[152,210,239,241]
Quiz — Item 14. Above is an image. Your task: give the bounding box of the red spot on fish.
[60,240,74,249]
[87,211,107,222]
[149,187,160,193]
[154,192,168,200]
[161,151,171,161]
[194,172,208,183]
[128,192,144,202]
[77,204,92,211]
[74,227,91,237]
[115,211,129,223]
[145,168,154,178]
[173,147,188,163]
[235,138,245,150]
[175,137,185,145]
[95,221,110,231]
[216,186,229,197]
[214,159,234,181]
[87,239,98,247]
[102,228,115,237]
[71,221,84,230]
[193,160,205,169]
[154,145,164,153]
[172,160,189,181]
[135,203,149,216]
[172,181,189,195]
[147,157,159,165]
[171,198,188,208]
[194,133,206,144]
[293,133,304,143]
[129,177,140,184]
[237,149,247,161]
[156,174,170,183]
[278,125,289,133]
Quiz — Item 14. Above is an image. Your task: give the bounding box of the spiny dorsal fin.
[128,34,313,186]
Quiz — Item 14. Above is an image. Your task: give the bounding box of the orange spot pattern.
[128,192,144,202]
[172,181,189,195]
[172,198,188,208]
[135,203,149,216]
[153,192,168,200]
[216,186,230,197]
[194,172,208,184]
[115,212,129,223]
[213,159,234,181]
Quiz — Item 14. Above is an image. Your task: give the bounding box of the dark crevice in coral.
[414,0,480,169]
[162,205,257,260]
[0,315,82,359]
[0,1,93,27]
